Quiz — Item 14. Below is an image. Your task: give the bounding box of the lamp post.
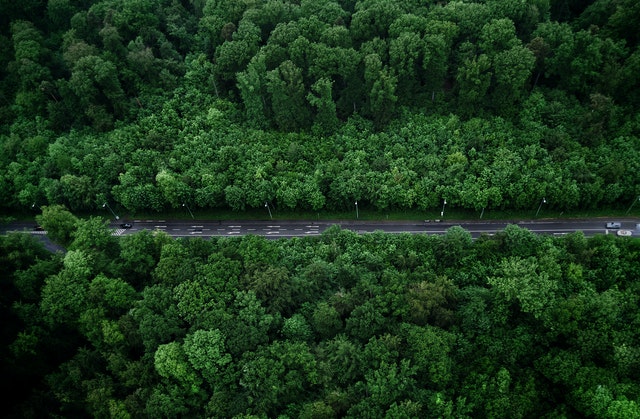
[535,197,546,218]
[182,203,194,219]
[355,201,359,219]
[102,202,119,220]
[626,195,640,215]
[265,202,272,219]
[441,199,447,218]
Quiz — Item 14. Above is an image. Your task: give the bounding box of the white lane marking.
[192,225,204,228]
[267,225,281,228]
[112,229,126,236]
[229,225,241,228]
[227,231,240,235]
[305,231,320,234]
[217,228,226,231]
[190,231,203,234]
[155,225,167,228]
[306,225,319,229]
[266,231,281,235]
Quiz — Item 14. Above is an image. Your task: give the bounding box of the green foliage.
[2,0,638,215]
[4,223,640,417]
[35,204,79,246]
[3,1,640,415]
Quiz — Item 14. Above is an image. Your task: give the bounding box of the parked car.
[120,223,133,229]
[617,230,632,237]
[606,222,621,229]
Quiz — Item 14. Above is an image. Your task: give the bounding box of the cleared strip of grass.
[4,205,639,223]
[127,206,640,222]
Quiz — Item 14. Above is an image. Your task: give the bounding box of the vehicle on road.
[33,226,44,231]
[120,223,133,229]
[606,222,621,229]
[617,230,632,237]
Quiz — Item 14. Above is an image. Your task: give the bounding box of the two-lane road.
[4,218,640,240]
[109,218,640,239]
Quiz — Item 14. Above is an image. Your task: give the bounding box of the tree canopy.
[2,223,640,417]
[0,0,639,215]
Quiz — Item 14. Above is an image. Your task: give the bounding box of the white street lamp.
[535,197,547,218]
[265,202,272,219]
[102,202,119,220]
[182,203,194,219]
[441,199,447,218]
[355,201,359,219]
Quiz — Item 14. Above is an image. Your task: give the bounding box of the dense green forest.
[1,0,639,214]
[2,215,640,417]
[2,1,640,417]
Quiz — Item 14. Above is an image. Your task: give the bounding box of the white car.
[617,230,632,237]
[606,222,621,229]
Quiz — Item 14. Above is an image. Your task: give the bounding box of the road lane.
[3,218,639,240]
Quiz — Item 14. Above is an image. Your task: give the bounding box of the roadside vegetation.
[2,1,640,417]
[2,220,640,417]
[1,0,639,216]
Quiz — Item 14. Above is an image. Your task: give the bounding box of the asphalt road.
[3,218,640,240]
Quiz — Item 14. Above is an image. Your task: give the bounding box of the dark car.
[120,223,133,229]
[33,225,45,231]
